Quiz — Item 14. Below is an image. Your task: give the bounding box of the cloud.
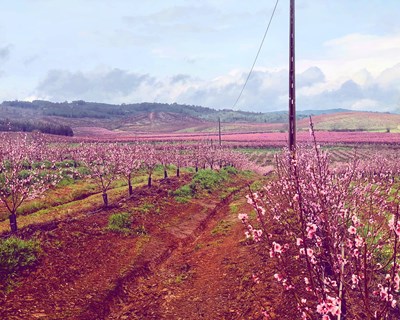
[297,65,400,111]
[376,63,400,89]
[170,74,192,84]
[325,33,400,61]
[36,69,155,102]
[297,67,325,88]
[123,5,224,34]
[24,54,40,66]
[0,46,11,60]
[34,59,400,113]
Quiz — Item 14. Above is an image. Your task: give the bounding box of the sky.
[1,0,400,113]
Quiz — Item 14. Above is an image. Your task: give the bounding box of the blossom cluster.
[239,133,400,318]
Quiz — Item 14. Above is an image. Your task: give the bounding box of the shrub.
[190,169,228,192]
[172,185,193,198]
[221,166,238,175]
[55,160,75,168]
[136,203,155,214]
[0,237,41,290]
[57,176,75,187]
[107,212,132,234]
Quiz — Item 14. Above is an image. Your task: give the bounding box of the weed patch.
[0,237,41,292]
[172,168,238,202]
[211,219,234,236]
[107,212,132,234]
[190,169,229,192]
[171,185,193,203]
[136,203,155,214]
[229,204,239,215]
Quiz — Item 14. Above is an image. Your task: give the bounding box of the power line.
[232,0,280,109]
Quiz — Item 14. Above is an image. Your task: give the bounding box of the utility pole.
[218,116,222,146]
[289,0,296,151]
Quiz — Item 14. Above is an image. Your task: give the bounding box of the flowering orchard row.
[32,129,400,148]
[240,127,400,319]
[0,132,259,234]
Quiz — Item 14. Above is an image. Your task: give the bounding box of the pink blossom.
[394,274,400,291]
[274,273,283,282]
[306,223,317,239]
[380,286,389,301]
[351,274,359,289]
[352,215,360,226]
[354,235,363,248]
[348,226,357,235]
[273,242,282,253]
[252,274,260,284]
[316,296,341,317]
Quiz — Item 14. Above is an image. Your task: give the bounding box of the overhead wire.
[232,0,280,109]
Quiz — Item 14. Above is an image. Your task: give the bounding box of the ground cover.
[2,135,400,319]
[0,170,272,319]
[0,167,186,234]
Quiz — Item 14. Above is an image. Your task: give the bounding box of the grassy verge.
[171,167,240,203]
[0,169,197,234]
[0,237,41,293]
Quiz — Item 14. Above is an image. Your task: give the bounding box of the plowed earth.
[0,174,292,320]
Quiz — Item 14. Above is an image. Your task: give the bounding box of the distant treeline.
[1,100,309,123]
[0,118,73,136]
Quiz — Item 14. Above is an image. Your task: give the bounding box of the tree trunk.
[148,175,152,187]
[341,289,347,320]
[176,167,180,177]
[9,213,17,233]
[164,169,168,179]
[195,166,198,173]
[102,192,108,207]
[128,180,133,195]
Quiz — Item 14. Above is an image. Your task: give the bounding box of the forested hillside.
[0,100,311,123]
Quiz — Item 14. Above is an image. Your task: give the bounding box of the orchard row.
[0,132,259,233]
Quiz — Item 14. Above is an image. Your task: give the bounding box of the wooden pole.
[289,0,296,151]
[218,116,222,146]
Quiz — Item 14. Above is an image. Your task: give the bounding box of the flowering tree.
[171,144,188,177]
[77,142,122,207]
[141,144,158,187]
[240,125,400,319]
[0,133,60,233]
[116,143,142,196]
[189,143,206,172]
[203,143,219,170]
[156,144,172,179]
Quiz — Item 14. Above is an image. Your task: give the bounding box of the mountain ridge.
[1,100,399,135]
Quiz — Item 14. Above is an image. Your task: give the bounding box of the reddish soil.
[0,173,293,320]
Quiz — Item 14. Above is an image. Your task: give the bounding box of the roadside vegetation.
[0,237,41,292]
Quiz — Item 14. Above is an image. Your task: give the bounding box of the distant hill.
[0,100,307,123]
[297,111,400,132]
[298,108,354,116]
[0,100,398,135]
